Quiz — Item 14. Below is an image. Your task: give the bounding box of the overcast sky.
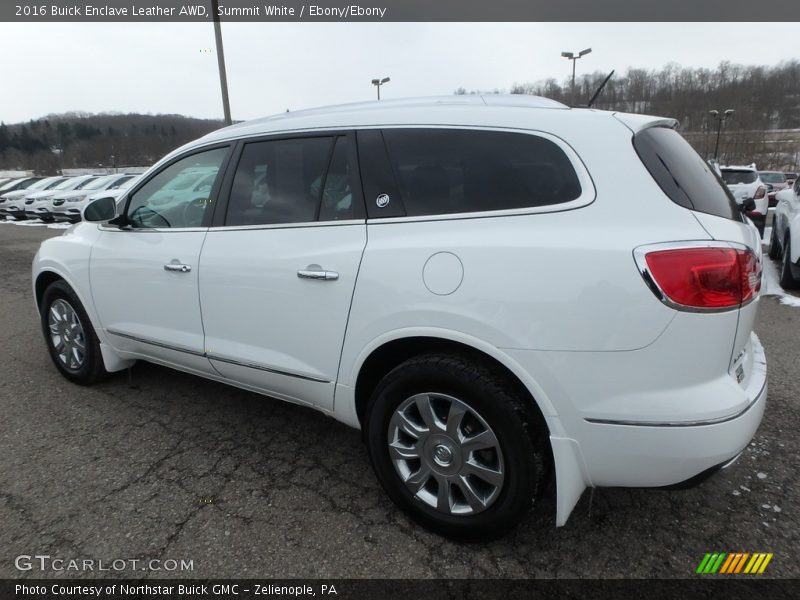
[1,22,797,123]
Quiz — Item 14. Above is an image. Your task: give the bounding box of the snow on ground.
[0,218,69,229]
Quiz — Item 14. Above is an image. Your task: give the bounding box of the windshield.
[1,178,37,191]
[25,177,60,191]
[759,172,785,184]
[108,175,137,189]
[81,175,117,191]
[721,170,757,185]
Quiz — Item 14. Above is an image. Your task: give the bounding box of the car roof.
[720,165,757,171]
[196,94,673,146]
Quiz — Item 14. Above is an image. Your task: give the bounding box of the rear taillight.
[754,185,766,199]
[638,245,761,310]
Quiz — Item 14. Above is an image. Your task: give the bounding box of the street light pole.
[561,48,592,107]
[371,77,390,100]
[211,0,232,126]
[709,109,735,161]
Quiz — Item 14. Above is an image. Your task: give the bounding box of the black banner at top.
[2,0,800,22]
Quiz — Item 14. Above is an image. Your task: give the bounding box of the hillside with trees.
[0,113,225,174]
[460,60,800,169]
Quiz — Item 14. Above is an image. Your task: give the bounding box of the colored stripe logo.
[696,552,773,574]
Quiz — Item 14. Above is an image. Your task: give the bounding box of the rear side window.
[721,170,757,185]
[377,128,581,217]
[633,127,740,220]
[226,136,360,226]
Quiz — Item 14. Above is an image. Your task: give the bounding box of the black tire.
[768,225,780,260]
[40,280,108,384]
[779,235,799,290]
[365,353,547,541]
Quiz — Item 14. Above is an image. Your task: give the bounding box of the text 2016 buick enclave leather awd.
[32,96,766,540]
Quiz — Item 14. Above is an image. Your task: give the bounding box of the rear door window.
[374,128,582,218]
[225,135,359,226]
[633,126,740,220]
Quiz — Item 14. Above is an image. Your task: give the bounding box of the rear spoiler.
[612,113,678,134]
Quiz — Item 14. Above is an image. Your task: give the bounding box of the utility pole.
[211,0,232,125]
[709,109,735,161]
[561,48,592,107]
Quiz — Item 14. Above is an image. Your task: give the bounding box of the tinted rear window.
[379,128,582,217]
[758,172,785,184]
[633,127,739,221]
[721,170,757,185]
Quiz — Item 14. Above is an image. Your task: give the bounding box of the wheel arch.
[350,331,559,430]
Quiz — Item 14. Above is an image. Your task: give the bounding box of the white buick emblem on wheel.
[376,193,390,208]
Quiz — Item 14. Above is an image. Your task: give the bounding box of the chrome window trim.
[632,240,760,314]
[207,219,365,232]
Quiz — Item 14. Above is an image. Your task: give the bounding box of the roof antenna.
[587,70,614,108]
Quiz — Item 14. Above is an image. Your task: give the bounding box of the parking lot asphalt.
[1,223,798,579]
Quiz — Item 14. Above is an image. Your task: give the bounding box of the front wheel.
[40,280,108,384]
[768,225,780,260]
[365,354,547,541]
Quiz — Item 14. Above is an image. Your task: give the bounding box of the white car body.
[23,175,100,221]
[772,180,800,282]
[720,166,768,228]
[32,96,767,534]
[0,176,67,218]
[50,174,139,222]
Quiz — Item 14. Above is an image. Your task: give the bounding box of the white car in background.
[50,174,138,223]
[0,176,68,218]
[770,178,800,288]
[24,175,101,221]
[720,166,768,235]
[32,96,766,540]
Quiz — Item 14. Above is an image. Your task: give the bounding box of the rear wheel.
[779,235,799,290]
[365,353,546,541]
[40,280,108,384]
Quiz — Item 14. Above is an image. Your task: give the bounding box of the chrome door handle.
[164,263,191,273]
[297,268,339,281]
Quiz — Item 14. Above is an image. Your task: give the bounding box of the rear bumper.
[574,333,767,488]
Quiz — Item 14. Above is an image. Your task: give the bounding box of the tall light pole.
[709,109,735,161]
[210,0,232,125]
[561,48,592,107]
[371,77,390,100]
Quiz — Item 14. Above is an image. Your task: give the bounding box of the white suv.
[770,178,800,288]
[32,96,767,540]
[720,165,769,236]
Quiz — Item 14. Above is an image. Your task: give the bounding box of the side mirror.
[740,198,756,213]
[83,196,117,222]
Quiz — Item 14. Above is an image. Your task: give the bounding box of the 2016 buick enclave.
[32,96,766,540]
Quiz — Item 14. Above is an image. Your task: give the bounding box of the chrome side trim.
[206,354,330,383]
[106,329,331,384]
[106,329,205,357]
[584,379,765,427]
[632,240,758,314]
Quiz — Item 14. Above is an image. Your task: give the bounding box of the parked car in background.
[0,176,69,218]
[770,177,800,289]
[32,97,766,540]
[21,175,99,221]
[720,166,768,235]
[51,174,139,222]
[759,171,788,208]
[0,178,12,188]
[784,172,798,188]
[0,177,41,195]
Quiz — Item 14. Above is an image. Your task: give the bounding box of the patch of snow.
[47,223,72,229]
[732,490,741,496]
[13,219,45,227]
[762,255,800,308]
[757,472,767,479]
[762,503,771,509]
[773,505,782,513]
[740,485,751,492]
